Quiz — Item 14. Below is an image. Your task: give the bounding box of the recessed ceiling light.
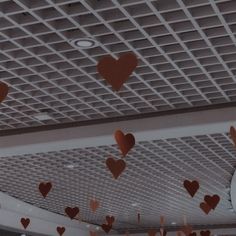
[70,38,97,49]
[86,224,90,228]
[33,112,52,121]
[171,222,177,225]
[131,203,139,207]
[65,164,75,169]
[96,226,100,231]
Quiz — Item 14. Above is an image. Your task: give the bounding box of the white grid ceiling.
[1,0,236,130]
[0,132,235,231]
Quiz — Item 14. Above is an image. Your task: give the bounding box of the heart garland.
[20,218,30,229]
[38,182,52,198]
[97,53,138,91]
[114,130,135,157]
[200,194,220,214]
[183,180,199,197]
[57,227,65,236]
[101,215,115,234]
[106,157,126,179]
[64,206,79,219]
[200,230,211,236]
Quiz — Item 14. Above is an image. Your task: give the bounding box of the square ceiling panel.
[0,132,235,232]
[1,0,236,131]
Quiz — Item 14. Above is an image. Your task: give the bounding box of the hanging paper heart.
[97,53,138,91]
[114,130,135,157]
[90,199,100,213]
[204,195,220,210]
[101,223,112,233]
[21,218,30,229]
[39,182,52,198]
[106,215,115,225]
[148,229,157,236]
[200,202,211,215]
[230,126,236,146]
[57,227,65,236]
[106,157,126,179]
[0,82,8,103]
[65,207,79,219]
[200,230,210,236]
[189,233,196,236]
[183,180,199,197]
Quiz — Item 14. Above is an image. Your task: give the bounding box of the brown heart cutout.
[114,130,135,157]
[200,202,211,215]
[230,126,236,146]
[21,218,30,229]
[0,82,8,103]
[90,199,100,213]
[148,229,157,236]
[204,195,220,210]
[39,182,52,198]
[97,53,138,91]
[57,227,65,236]
[106,215,115,225]
[183,180,199,197]
[200,230,211,236]
[102,224,112,234]
[106,157,126,179]
[189,233,196,236]
[65,207,79,219]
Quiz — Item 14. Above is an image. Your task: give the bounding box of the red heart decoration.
[65,207,79,219]
[0,82,8,103]
[106,157,126,179]
[101,224,112,234]
[90,199,99,213]
[39,182,52,198]
[57,227,65,236]
[204,195,220,210]
[230,126,236,146]
[106,215,115,225]
[200,230,210,236]
[21,218,30,229]
[200,202,211,215]
[148,229,157,236]
[183,180,199,197]
[189,233,196,236]
[97,53,138,91]
[114,130,135,157]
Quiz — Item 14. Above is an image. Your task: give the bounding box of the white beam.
[0,107,235,157]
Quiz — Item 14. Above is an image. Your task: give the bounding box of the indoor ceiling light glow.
[70,38,97,49]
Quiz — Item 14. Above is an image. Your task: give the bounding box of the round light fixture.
[171,222,177,225]
[70,38,97,49]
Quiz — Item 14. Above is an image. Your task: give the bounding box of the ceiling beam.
[0,106,235,157]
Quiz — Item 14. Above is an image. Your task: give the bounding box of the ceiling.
[1,0,236,234]
[1,0,236,131]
